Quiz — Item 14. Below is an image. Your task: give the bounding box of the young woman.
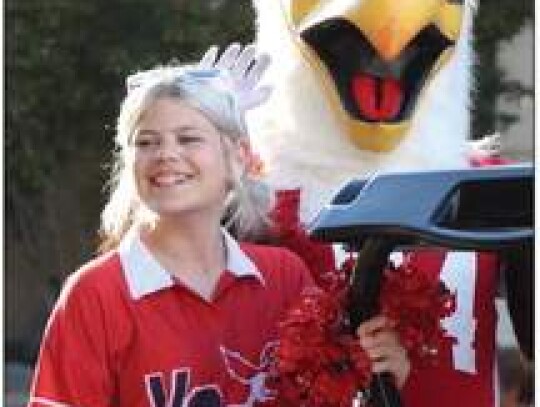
[28,65,409,406]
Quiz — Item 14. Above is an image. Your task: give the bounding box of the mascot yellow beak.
[282,0,465,152]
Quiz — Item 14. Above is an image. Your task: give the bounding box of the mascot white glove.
[198,43,272,111]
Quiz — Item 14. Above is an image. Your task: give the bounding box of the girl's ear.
[234,138,252,170]
[234,138,264,178]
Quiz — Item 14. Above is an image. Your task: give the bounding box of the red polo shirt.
[29,228,313,407]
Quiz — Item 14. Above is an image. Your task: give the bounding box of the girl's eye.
[177,134,203,144]
[133,138,158,148]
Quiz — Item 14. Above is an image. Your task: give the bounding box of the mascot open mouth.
[301,19,453,123]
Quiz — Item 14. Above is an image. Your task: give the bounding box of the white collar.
[118,226,264,300]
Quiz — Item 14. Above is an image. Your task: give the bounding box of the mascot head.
[250,0,475,219]
[269,0,468,152]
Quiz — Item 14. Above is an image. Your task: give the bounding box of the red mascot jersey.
[397,249,499,407]
[271,188,501,407]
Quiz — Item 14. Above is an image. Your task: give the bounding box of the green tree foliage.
[472,0,534,138]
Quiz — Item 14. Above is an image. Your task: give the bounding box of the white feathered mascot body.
[246,1,502,406]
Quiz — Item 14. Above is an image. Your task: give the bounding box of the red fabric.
[270,189,339,289]
[399,249,499,407]
[270,187,501,407]
[271,286,372,407]
[29,244,313,407]
[470,154,513,167]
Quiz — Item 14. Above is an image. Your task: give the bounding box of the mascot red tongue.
[352,75,403,121]
[246,0,501,406]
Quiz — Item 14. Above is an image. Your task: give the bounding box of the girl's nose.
[156,146,176,160]
[155,138,183,160]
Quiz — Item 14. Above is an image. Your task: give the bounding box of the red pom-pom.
[269,256,455,406]
[269,287,372,406]
[380,261,456,367]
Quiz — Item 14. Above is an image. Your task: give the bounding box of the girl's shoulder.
[58,251,126,304]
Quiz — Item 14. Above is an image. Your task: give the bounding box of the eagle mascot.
[203,0,521,406]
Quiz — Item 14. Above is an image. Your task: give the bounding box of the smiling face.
[130,97,234,219]
[279,0,466,151]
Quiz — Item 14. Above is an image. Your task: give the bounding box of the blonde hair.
[99,66,272,252]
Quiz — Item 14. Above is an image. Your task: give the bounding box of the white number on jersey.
[439,251,478,374]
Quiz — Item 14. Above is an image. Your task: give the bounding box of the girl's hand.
[356,315,410,388]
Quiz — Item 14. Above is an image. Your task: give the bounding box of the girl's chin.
[148,205,195,215]
[146,202,213,218]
